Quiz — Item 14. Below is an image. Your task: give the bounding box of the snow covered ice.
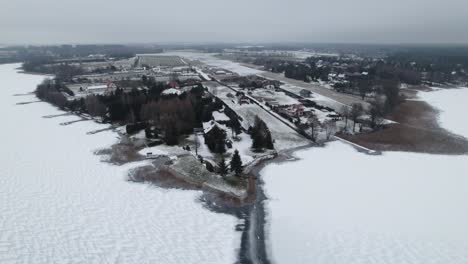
[0,64,240,264]
[262,87,468,263]
[419,87,468,138]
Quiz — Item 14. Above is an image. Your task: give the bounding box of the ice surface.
[0,64,240,264]
[263,142,468,264]
[262,88,468,264]
[419,87,468,138]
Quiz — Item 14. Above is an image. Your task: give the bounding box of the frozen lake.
[0,64,240,263]
[419,87,468,139]
[263,88,468,263]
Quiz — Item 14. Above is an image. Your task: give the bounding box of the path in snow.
[0,64,240,264]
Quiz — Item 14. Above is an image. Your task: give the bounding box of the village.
[31,51,384,201]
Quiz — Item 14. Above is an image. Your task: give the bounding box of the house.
[203,120,224,135]
[212,110,231,125]
[203,120,227,153]
[238,95,250,105]
[86,84,108,94]
[263,80,281,89]
[282,104,305,117]
[299,89,312,98]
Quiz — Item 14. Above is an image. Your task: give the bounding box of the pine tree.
[265,129,274,149]
[230,150,243,176]
[164,123,179,145]
[251,116,274,150]
[218,157,229,177]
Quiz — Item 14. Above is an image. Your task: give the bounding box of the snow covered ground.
[0,64,240,264]
[419,87,468,138]
[291,50,340,59]
[249,88,301,106]
[164,51,261,76]
[262,87,468,263]
[204,82,308,151]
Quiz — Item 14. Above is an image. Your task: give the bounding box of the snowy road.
[0,64,240,264]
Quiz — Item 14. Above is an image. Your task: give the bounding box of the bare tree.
[350,103,364,132]
[307,114,320,142]
[340,105,350,131]
[323,120,337,140]
[368,98,385,129]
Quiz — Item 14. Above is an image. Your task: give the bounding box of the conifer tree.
[230,150,243,176]
[218,157,229,177]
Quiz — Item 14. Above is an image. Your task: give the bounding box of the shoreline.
[99,129,314,264]
[339,89,468,155]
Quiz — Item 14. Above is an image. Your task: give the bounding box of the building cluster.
[62,55,205,100]
[224,75,339,126]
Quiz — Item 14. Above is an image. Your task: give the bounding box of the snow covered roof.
[87,84,108,90]
[181,85,196,93]
[203,120,226,134]
[162,88,181,95]
[212,111,230,122]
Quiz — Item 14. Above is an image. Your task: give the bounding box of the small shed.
[299,89,312,98]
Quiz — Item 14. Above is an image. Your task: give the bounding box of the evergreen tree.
[251,116,274,151]
[230,150,243,176]
[265,131,274,149]
[218,157,229,177]
[164,123,179,145]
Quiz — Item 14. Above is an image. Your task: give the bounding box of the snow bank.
[263,141,468,264]
[0,64,240,264]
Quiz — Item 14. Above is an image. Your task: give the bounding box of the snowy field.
[0,64,240,264]
[263,88,468,263]
[164,51,261,76]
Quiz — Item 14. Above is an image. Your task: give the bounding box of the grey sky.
[1,0,467,45]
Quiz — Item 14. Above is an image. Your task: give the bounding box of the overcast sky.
[1,0,468,45]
